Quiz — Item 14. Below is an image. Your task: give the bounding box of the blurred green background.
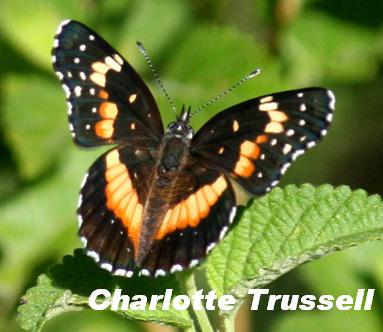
[0,0,383,331]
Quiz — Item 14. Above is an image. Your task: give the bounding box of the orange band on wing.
[155,175,228,240]
[233,155,255,178]
[240,140,260,159]
[95,119,115,139]
[104,150,143,252]
[99,102,118,119]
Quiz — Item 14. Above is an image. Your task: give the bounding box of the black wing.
[79,147,236,277]
[191,87,335,195]
[52,20,163,148]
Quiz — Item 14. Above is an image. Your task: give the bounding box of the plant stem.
[177,270,214,332]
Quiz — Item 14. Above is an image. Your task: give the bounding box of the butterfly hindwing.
[141,163,236,276]
[192,88,335,195]
[52,20,163,148]
[78,147,236,276]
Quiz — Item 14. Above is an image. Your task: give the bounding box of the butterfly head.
[166,105,194,139]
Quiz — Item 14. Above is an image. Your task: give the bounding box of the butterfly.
[52,20,335,277]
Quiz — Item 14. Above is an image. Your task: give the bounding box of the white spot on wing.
[170,264,183,273]
[286,129,294,136]
[327,90,336,110]
[57,19,71,35]
[126,271,134,278]
[300,104,307,112]
[80,236,87,246]
[74,57,80,64]
[89,34,95,41]
[206,242,216,254]
[189,259,199,268]
[80,172,89,189]
[101,263,113,272]
[114,269,126,276]
[283,144,292,154]
[79,44,86,51]
[55,71,64,80]
[67,101,72,115]
[78,214,83,227]
[260,96,273,103]
[87,250,100,262]
[63,84,70,97]
[219,226,229,240]
[229,206,237,223]
[74,86,82,96]
[155,269,166,277]
[79,72,86,80]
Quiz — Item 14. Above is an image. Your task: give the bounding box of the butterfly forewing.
[191,88,334,195]
[52,20,163,148]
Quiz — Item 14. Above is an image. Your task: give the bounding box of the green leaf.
[118,0,191,60]
[0,148,98,297]
[18,250,192,331]
[206,184,383,308]
[284,12,383,83]
[0,1,88,69]
[17,274,82,332]
[3,75,69,179]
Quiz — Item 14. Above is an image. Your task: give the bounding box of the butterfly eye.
[167,121,176,130]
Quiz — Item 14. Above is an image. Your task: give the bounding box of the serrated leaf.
[18,250,192,331]
[17,274,82,332]
[206,184,383,308]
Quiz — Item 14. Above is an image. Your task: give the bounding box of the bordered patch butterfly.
[52,20,335,277]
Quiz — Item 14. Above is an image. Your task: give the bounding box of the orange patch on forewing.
[259,102,278,111]
[265,122,284,133]
[234,156,255,178]
[99,102,118,119]
[92,61,109,74]
[255,135,268,144]
[98,90,109,99]
[268,110,288,122]
[240,140,260,159]
[95,119,115,139]
[90,72,106,87]
[155,176,228,240]
[232,120,239,132]
[104,150,143,252]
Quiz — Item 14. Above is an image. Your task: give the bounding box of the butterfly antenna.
[136,41,177,114]
[190,68,261,118]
